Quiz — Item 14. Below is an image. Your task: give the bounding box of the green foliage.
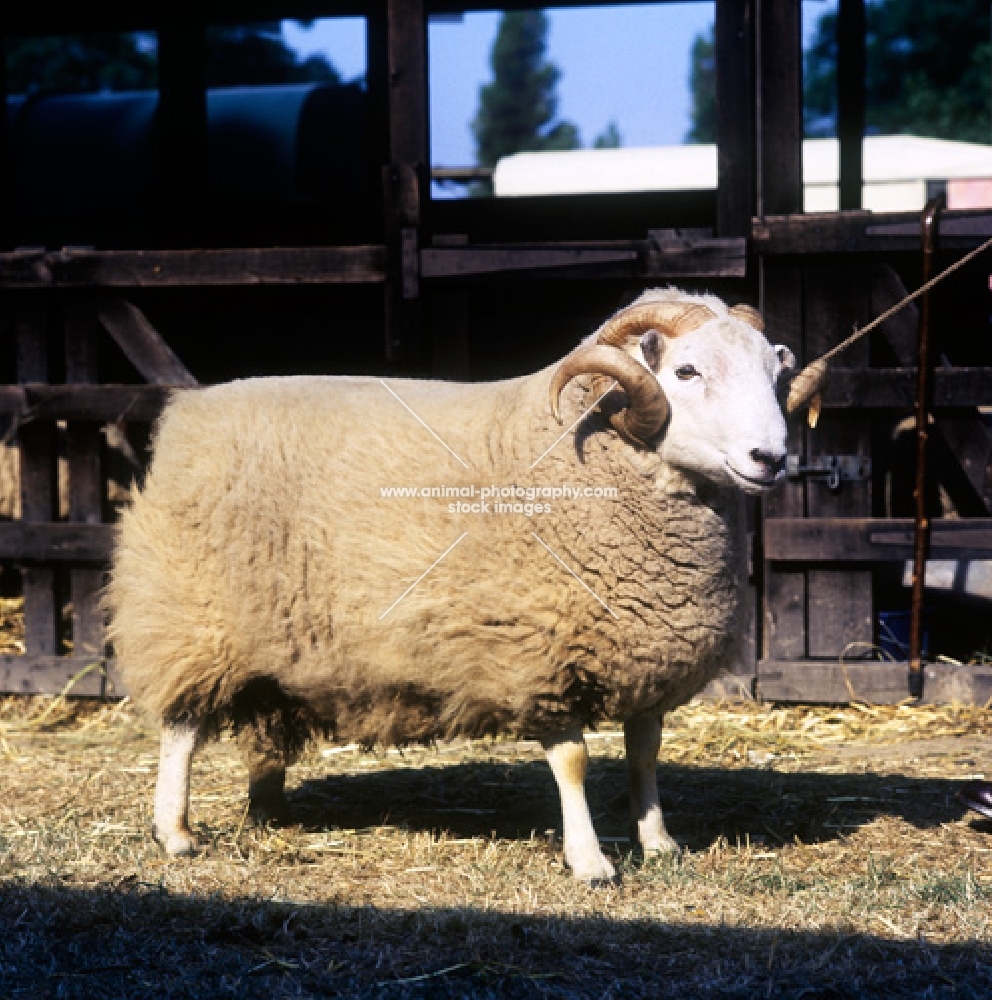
[7,33,157,94]
[593,120,624,149]
[805,0,991,142]
[686,27,716,144]
[471,10,581,172]
[6,24,342,97]
[205,25,340,87]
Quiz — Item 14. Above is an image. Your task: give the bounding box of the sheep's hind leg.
[237,722,291,826]
[541,725,617,884]
[624,713,679,856]
[152,720,201,856]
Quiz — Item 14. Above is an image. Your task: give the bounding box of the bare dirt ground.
[2,694,991,999]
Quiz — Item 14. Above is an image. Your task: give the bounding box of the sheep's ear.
[640,330,662,372]
[774,345,797,378]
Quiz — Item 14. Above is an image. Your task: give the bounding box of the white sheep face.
[638,316,794,496]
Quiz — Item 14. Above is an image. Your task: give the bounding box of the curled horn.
[729,303,764,331]
[550,299,716,446]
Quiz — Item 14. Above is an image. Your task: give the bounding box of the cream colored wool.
[108,367,746,744]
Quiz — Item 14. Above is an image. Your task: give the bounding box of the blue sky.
[283,2,835,167]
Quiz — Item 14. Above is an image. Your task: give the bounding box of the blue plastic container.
[877,610,930,660]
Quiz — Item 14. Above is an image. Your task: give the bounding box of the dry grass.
[0,595,25,655]
[2,694,991,998]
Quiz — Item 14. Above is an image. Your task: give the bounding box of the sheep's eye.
[675,364,700,381]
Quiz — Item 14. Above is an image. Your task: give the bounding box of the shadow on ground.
[290,760,976,849]
[1,881,989,1000]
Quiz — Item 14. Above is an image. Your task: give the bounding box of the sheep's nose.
[750,448,786,476]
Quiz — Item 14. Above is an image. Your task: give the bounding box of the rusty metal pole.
[909,195,943,698]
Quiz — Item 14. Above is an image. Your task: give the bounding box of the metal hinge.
[786,454,871,491]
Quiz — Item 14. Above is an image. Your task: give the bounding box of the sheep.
[107,287,795,883]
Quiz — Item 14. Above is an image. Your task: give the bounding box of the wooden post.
[64,299,107,673]
[0,28,9,249]
[756,0,806,670]
[804,265,873,658]
[716,0,759,688]
[382,0,429,368]
[716,0,756,238]
[837,0,865,210]
[756,0,803,218]
[15,299,58,657]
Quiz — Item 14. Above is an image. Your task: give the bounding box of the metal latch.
[786,454,871,491]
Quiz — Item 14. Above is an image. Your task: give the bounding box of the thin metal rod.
[909,196,943,698]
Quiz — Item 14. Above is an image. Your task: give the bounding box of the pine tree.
[471,10,581,175]
[685,27,716,143]
[593,120,623,149]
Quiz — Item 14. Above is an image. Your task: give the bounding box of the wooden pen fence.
[2,0,992,703]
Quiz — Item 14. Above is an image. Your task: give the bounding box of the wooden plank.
[715,0,755,238]
[761,263,805,660]
[752,209,992,254]
[765,517,992,561]
[383,0,429,365]
[0,385,179,422]
[65,300,107,659]
[0,241,752,287]
[0,522,115,562]
[816,367,992,409]
[758,659,910,703]
[15,301,58,658]
[2,369,987,422]
[0,247,389,288]
[646,233,747,277]
[421,245,639,278]
[804,265,873,658]
[98,299,199,387]
[758,659,992,706]
[0,27,8,251]
[0,655,121,698]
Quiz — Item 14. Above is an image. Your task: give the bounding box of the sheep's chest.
[545,459,748,720]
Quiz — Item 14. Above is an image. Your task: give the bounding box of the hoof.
[568,850,618,885]
[152,824,198,857]
[641,834,681,858]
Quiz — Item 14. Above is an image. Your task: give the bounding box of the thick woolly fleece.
[107,316,748,747]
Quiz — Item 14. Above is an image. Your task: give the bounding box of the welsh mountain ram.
[107,287,795,882]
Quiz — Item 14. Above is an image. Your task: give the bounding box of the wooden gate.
[1,0,991,703]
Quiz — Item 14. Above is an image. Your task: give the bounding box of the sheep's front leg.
[624,713,679,856]
[152,720,201,856]
[541,725,616,883]
[237,723,291,825]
